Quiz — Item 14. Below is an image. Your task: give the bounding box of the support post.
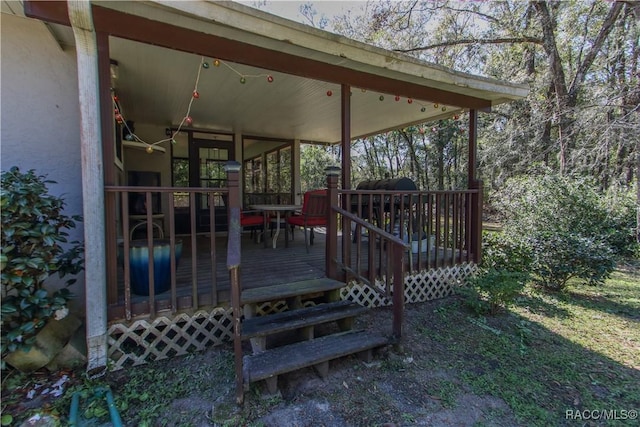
[68,0,107,377]
[470,180,484,265]
[468,109,478,187]
[326,166,341,280]
[341,84,351,190]
[392,244,405,342]
[224,161,244,405]
[467,109,483,264]
[97,32,117,307]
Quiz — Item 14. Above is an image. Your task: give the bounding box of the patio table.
[250,204,301,249]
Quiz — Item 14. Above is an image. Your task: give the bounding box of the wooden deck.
[106,184,479,322]
[109,228,329,320]
[108,226,467,321]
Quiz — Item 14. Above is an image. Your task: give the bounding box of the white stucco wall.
[1,14,85,299]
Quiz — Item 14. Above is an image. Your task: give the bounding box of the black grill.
[352,177,418,214]
[355,177,418,192]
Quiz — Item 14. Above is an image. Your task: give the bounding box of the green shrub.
[494,173,619,291]
[1,167,83,360]
[602,185,639,257]
[526,232,616,291]
[462,232,531,315]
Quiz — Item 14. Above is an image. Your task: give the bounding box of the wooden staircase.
[233,277,389,401]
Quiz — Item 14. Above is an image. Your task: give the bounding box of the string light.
[113,54,460,155]
[350,88,451,116]
[112,56,277,154]
[215,57,273,83]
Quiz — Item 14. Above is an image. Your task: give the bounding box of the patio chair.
[240,211,264,243]
[286,189,328,253]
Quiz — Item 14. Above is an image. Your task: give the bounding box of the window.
[172,158,189,208]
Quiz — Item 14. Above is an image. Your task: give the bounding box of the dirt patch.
[5,298,520,426]
[143,300,520,427]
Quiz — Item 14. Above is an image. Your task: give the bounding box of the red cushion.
[241,215,263,227]
[287,216,326,227]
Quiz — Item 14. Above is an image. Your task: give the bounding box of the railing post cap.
[224,161,242,172]
[325,165,341,176]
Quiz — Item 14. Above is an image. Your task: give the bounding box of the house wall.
[122,122,172,187]
[120,122,172,232]
[0,14,86,303]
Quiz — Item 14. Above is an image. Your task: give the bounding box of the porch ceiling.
[23,0,529,144]
[108,36,455,143]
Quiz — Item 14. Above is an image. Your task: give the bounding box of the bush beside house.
[1,167,84,371]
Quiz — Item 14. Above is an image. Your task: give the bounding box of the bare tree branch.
[568,1,625,101]
[393,36,543,53]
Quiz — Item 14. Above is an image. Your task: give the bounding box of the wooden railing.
[325,169,408,340]
[104,163,482,326]
[340,188,482,272]
[104,185,230,321]
[326,172,482,339]
[332,206,409,296]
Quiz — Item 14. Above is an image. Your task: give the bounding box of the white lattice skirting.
[107,308,234,370]
[341,263,477,307]
[107,264,476,368]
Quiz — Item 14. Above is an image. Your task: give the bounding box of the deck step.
[241,301,367,339]
[241,277,344,305]
[243,330,388,384]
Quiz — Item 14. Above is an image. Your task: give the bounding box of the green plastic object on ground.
[69,386,123,426]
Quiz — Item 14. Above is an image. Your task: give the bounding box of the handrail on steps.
[332,205,408,286]
[330,205,409,343]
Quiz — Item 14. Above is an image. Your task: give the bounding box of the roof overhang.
[23,0,529,143]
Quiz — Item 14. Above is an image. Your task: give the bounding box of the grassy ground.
[2,261,638,426]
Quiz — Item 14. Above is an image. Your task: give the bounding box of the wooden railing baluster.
[168,193,177,314]
[189,192,198,308]
[105,185,230,320]
[122,191,132,321]
[209,192,217,306]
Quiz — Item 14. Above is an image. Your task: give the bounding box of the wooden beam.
[97,31,118,308]
[468,109,478,186]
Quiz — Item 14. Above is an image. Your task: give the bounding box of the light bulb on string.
[113,55,278,153]
[395,95,400,102]
[407,98,413,104]
[327,90,333,96]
